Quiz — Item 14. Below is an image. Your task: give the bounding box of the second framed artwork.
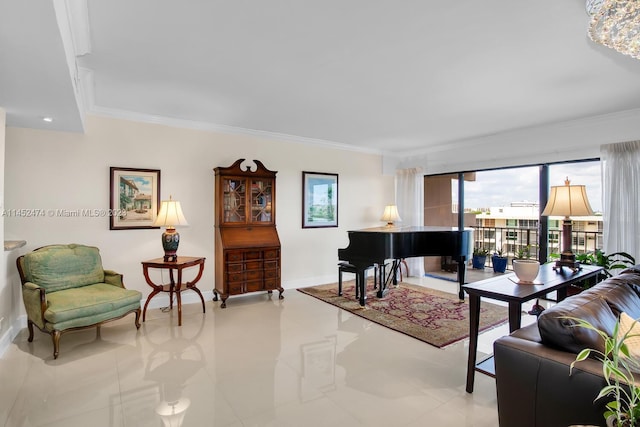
[302,171,338,228]
[109,167,161,230]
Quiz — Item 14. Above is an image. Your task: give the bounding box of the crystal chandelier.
[587,0,640,59]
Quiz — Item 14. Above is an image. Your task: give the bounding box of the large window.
[441,159,602,265]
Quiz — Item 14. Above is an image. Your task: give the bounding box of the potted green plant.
[576,250,636,279]
[472,247,489,269]
[565,250,637,295]
[515,245,531,260]
[491,249,508,273]
[513,245,540,283]
[569,316,640,426]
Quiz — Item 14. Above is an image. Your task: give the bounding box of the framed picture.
[302,171,338,228]
[109,167,161,230]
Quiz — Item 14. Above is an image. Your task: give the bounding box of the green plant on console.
[568,316,640,427]
[576,250,636,278]
[515,245,532,260]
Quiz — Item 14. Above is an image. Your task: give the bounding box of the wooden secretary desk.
[213,159,283,308]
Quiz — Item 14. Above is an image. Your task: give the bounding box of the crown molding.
[84,102,383,155]
[79,67,383,155]
[398,107,640,159]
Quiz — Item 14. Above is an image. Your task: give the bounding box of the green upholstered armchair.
[16,244,142,359]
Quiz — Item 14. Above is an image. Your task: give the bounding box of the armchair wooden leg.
[134,308,141,329]
[52,330,61,359]
[27,321,34,342]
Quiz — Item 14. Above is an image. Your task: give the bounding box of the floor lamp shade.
[541,178,594,270]
[153,196,189,262]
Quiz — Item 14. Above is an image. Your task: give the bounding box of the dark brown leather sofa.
[493,266,640,427]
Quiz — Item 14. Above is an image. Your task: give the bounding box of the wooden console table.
[462,263,603,393]
[141,256,206,326]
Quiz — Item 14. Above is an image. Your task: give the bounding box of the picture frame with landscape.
[109,167,161,230]
[302,171,338,228]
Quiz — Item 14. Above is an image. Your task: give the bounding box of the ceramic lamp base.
[161,227,180,262]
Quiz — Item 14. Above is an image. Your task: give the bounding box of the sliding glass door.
[423,159,601,274]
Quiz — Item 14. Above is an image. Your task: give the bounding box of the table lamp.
[153,196,189,262]
[381,205,402,226]
[541,178,594,271]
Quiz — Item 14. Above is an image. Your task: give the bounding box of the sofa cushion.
[538,275,640,354]
[44,283,141,324]
[588,272,640,318]
[618,311,640,372]
[538,293,617,354]
[23,244,105,292]
[616,266,640,299]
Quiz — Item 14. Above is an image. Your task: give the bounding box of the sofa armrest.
[103,270,124,288]
[494,334,607,427]
[21,282,47,329]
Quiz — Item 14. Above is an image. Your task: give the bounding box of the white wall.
[0,108,9,353]
[4,115,393,313]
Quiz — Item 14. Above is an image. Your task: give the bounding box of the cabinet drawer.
[246,270,263,280]
[226,272,244,282]
[264,269,278,279]
[245,261,263,270]
[245,280,263,293]
[263,249,279,259]
[245,251,262,260]
[226,252,243,262]
[226,263,243,272]
[264,278,279,289]
[228,283,243,295]
[264,260,278,270]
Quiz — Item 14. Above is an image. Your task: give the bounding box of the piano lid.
[348,225,473,233]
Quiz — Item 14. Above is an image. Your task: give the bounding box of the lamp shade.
[541,178,594,217]
[153,197,189,228]
[381,205,402,225]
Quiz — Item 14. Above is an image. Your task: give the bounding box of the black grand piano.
[338,226,472,306]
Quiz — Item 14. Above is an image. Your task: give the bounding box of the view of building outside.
[451,160,602,264]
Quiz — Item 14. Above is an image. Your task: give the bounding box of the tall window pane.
[466,167,539,260]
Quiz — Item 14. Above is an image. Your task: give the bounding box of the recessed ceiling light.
[42,117,53,122]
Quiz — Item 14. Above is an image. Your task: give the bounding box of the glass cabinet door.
[250,178,273,223]
[222,178,246,223]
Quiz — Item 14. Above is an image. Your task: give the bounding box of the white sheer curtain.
[396,167,424,277]
[601,141,640,260]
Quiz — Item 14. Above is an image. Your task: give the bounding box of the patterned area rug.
[297,281,509,348]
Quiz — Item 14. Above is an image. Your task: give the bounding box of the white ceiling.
[2,0,640,156]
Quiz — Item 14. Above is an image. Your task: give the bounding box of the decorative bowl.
[512,259,540,284]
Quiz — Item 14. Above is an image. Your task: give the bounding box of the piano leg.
[376,262,393,299]
[390,260,397,286]
[458,256,467,301]
[357,269,367,307]
[377,260,400,299]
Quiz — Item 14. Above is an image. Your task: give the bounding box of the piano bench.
[338,262,376,297]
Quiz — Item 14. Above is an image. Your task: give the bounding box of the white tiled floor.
[0,276,547,427]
